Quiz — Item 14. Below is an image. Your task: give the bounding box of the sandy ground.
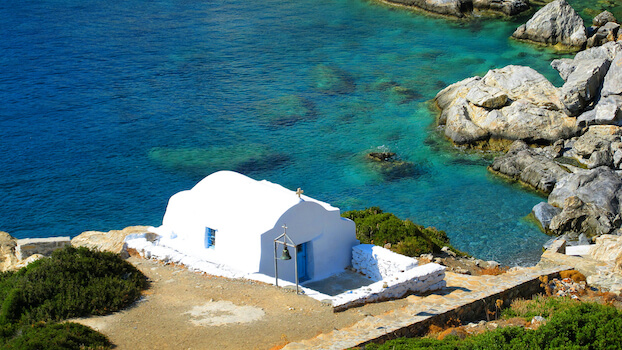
[73,256,411,350]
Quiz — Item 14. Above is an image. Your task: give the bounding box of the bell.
[280,246,292,260]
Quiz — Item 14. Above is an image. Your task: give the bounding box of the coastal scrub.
[342,207,466,257]
[0,246,147,349]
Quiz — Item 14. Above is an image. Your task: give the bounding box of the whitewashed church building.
[152,170,359,283]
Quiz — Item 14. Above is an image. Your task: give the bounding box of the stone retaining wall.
[356,269,563,347]
[15,237,71,260]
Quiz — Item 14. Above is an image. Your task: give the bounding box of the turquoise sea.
[1,0,610,265]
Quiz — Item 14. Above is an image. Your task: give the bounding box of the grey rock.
[436,66,579,145]
[571,125,622,167]
[548,166,622,237]
[549,195,618,238]
[489,140,570,193]
[435,76,481,113]
[472,0,529,16]
[560,58,611,116]
[575,40,622,61]
[465,85,508,108]
[533,202,563,231]
[512,0,587,49]
[442,98,490,144]
[577,109,597,127]
[594,95,622,125]
[551,58,578,82]
[593,11,617,27]
[601,51,622,97]
[385,0,474,17]
[480,65,562,109]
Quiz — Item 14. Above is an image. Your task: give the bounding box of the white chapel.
[152,170,359,283]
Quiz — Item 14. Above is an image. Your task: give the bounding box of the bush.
[5,322,111,350]
[502,295,580,320]
[341,207,465,257]
[0,246,146,325]
[0,246,147,348]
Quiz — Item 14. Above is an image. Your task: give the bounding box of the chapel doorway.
[297,242,309,282]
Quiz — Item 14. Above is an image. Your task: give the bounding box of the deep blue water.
[0,0,576,265]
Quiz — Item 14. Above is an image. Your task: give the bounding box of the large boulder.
[512,0,587,50]
[548,166,622,238]
[559,59,611,116]
[72,226,152,258]
[435,66,578,146]
[489,140,570,193]
[532,202,563,232]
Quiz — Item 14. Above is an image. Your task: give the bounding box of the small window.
[205,227,216,248]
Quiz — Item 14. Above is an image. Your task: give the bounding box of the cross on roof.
[296,188,304,198]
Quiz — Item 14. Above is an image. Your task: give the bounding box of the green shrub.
[502,295,580,320]
[360,302,622,350]
[5,322,111,350]
[0,246,147,348]
[341,207,465,257]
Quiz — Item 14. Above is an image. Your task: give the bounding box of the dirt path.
[73,257,410,350]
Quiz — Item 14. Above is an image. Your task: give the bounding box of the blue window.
[205,228,216,248]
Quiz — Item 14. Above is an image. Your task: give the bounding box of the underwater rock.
[148,144,289,175]
[489,140,570,193]
[310,64,355,95]
[365,152,419,181]
[512,0,586,50]
[255,95,317,127]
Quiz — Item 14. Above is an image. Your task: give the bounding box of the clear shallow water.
[0,0,580,265]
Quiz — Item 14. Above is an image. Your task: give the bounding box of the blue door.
[297,242,309,282]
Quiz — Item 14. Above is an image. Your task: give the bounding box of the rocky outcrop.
[72,226,152,258]
[435,65,578,146]
[489,140,570,193]
[383,0,530,17]
[512,0,587,50]
[0,231,18,272]
[587,11,620,48]
[566,125,622,169]
[551,42,622,126]
[547,166,622,238]
[472,0,529,16]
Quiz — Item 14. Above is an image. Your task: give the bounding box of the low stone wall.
[352,244,418,280]
[356,268,565,347]
[15,237,71,260]
[333,263,446,311]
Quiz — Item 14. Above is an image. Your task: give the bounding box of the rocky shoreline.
[433,0,622,289]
